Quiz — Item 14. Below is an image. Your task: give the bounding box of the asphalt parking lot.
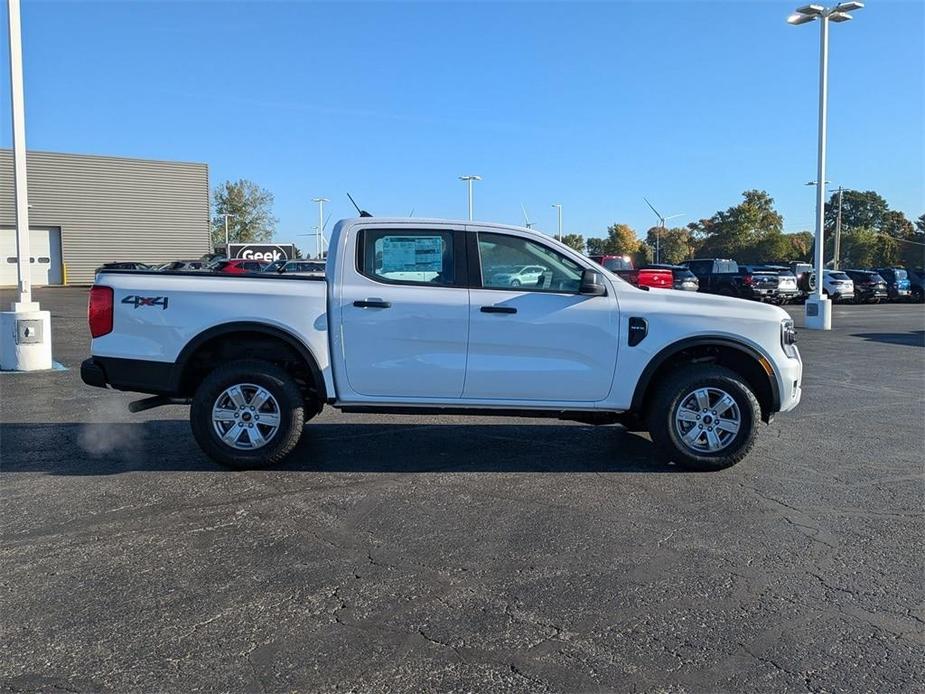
[1,287,923,693]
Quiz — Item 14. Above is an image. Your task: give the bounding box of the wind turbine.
[520,203,534,229]
[644,197,685,264]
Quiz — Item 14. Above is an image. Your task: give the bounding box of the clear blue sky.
[2,1,922,250]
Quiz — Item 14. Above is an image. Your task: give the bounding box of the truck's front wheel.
[190,359,305,469]
[647,365,760,471]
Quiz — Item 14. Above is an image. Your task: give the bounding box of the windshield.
[893,269,908,280]
[601,258,632,271]
[828,272,850,280]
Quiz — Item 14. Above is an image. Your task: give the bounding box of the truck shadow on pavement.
[0,421,680,475]
[851,330,925,347]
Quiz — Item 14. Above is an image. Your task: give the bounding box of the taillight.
[742,275,754,286]
[88,285,113,338]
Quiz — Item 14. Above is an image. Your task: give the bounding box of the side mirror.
[579,268,607,296]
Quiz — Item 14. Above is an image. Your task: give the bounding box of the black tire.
[646,365,761,471]
[510,279,521,287]
[912,287,924,304]
[190,359,305,469]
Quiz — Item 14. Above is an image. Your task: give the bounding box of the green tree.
[689,190,784,262]
[211,179,278,247]
[586,237,607,256]
[633,240,653,267]
[824,190,889,233]
[644,226,695,265]
[839,227,901,268]
[560,233,585,253]
[785,231,813,262]
[917,214,925,234]
[585,223,640,257]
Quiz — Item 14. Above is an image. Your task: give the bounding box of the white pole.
[557,205,562,241]
[1,0,51,371]
[224,213,230,247]
[7,0,35,311]
[317,198,324,258]
[813,15,829,301]
[656,222,662,264]
[467,179,474,221]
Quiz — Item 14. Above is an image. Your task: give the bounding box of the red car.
[589,255,673,289]
[210,259,265,274]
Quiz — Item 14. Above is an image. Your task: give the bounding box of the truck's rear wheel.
[647,365,760,471]
[190,359,304,469]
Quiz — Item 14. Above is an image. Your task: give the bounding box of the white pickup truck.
[82,217,802,470]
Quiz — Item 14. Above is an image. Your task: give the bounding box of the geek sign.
[227,243,296,263]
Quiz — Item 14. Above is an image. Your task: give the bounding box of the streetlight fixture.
[312,197,329,259]
[788,0,863,330]
[0,0,52,371]
[551,203,562,241]
[459,175,481,221]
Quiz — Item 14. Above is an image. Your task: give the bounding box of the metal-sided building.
[1,149,210,286]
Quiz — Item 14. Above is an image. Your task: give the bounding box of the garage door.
[0,228,63,287]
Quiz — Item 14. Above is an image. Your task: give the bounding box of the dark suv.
[873,267,912,301]
[685,259,793,302]
[905,268,925,303]
[845,270,888,304]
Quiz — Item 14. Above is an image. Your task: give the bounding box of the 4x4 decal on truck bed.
[122,295,169,310]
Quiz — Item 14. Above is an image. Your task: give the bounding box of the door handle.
[480,305,517,314]
[354,300,391,309]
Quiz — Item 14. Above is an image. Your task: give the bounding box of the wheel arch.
[631,337,781,423]
[174,322,327,403]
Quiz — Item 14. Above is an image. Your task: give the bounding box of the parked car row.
[97,256,326,277]
[680,258,923,305]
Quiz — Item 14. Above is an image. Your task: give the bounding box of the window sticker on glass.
[375,235,449,283]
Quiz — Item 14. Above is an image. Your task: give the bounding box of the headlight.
[781,319,798,358]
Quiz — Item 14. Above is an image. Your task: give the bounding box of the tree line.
[564,189,924,269]
[210,179,924,270]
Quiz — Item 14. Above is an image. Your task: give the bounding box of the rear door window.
[358,229,458,286]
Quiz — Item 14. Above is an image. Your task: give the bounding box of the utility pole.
[833,186,844,270]
[1,0,52,371]
[312,197,329,259]
[552,203,562,241]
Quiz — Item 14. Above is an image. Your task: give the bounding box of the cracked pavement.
[1,288,923,692]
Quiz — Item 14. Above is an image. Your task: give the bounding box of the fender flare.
[630,336,781,415]
[173,321,327,401]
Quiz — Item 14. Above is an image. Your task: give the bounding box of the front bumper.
[776,350,803,413]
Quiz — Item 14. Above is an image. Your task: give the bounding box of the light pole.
[1,0,52,371]
[312,197,329,259]
[552,203,562,241]
[789,1,863,330]
[804,179,830,270]
[459,176,480,221]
